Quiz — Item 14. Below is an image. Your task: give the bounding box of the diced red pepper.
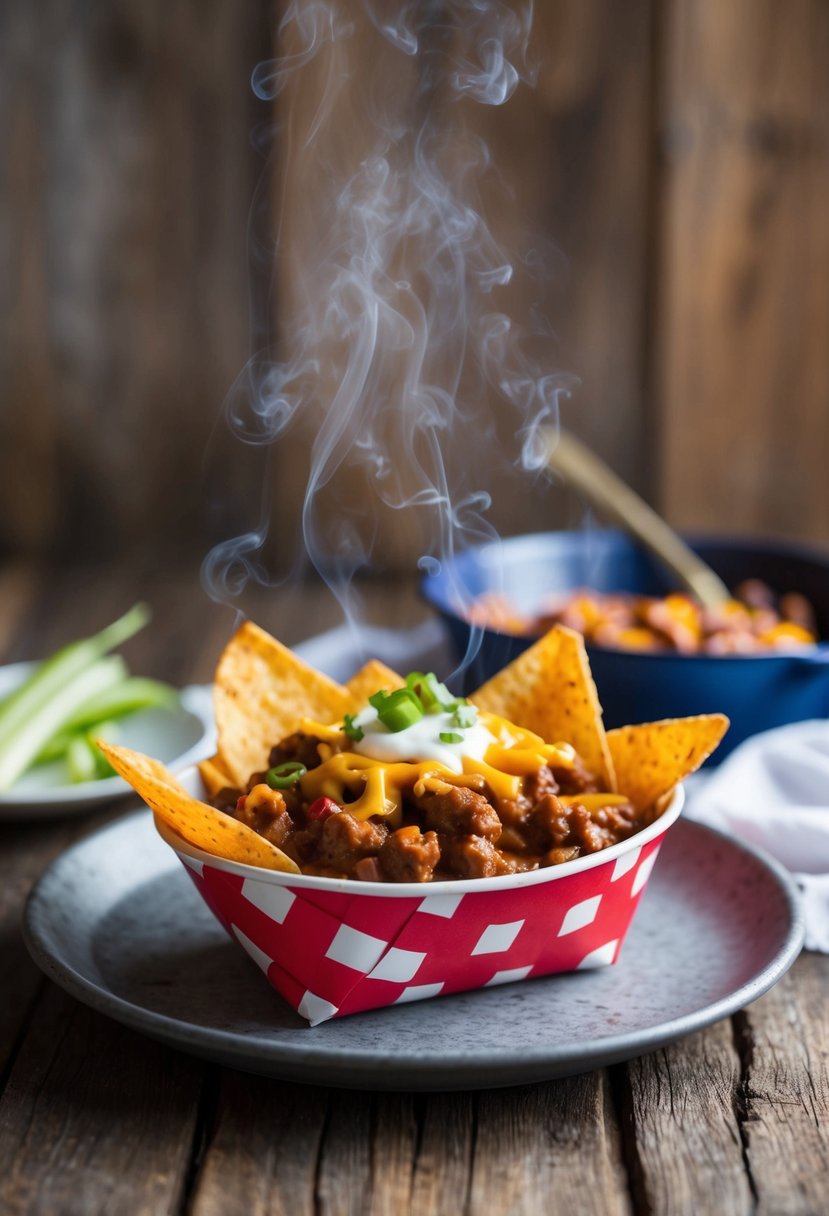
[236,796,247,814]
[306,796,342,823]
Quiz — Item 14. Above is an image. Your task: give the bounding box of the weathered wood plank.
[468,1074,631,1216]
[364,1094,419,1215]
[189,1073,328,1216]
[621,1021,752,1214]
[313,1090,374,1216]
[273,1,656,573]
[487,0,656,498]
[0,985,202,1216]
[409,1093,475,1216]
[736,952,829,1214]
[0,0,271,560]
[0,567,84,1077]
[0,817,91,1081]
[656,0,829,544]
[0,562,41,661]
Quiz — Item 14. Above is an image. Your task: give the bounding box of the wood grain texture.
[656,0,829,545]
[2,0,828,568]
[190,1073,327,1216]
[469,1075,631,1216]
[271,1,656,573]
[3,563,825,1215]
[0,0,272,561]
[621,1022,752,1215]
[409,1093,475,1216]
[0,987,201,1216]
[736,953,829,1214]
[504,0,655,496]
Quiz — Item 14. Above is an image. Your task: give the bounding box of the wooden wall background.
[1,0,828,573]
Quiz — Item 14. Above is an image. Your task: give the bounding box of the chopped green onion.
[370,688,424,732]
[342,713,364,742]
[266,761,307,789]
[404,671,455,713]
[452,702,477,729]
[439,732,463,744]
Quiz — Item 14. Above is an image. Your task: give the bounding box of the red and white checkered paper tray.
[156,770,685,1026]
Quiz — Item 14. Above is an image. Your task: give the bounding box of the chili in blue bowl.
[420,531,829,762]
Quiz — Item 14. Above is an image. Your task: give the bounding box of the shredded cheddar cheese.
[296,711,586,823]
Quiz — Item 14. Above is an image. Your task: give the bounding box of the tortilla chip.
[214,621,353,786]
[346,659,405,709]
[198,754,235,799]
[470,625,616,789]
[100,740,300,873]
[607,714,729,811]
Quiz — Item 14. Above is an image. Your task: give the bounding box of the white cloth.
[686,720,829,951]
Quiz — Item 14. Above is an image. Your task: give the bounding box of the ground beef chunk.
[546,845,581,865]
[495,796,531,828]
[267,732,330,773]
[311,811,389,875]
[524,794,575,852]
[379,826,440,882]
[234,784,295,848]
[212,785,243,814]
[353,857,383,881]
[409,784,502,842]
[523,765,560,804]
[567,803,622,853]
[553,756,602,796]
[439,834,511,878]
[592,802,638,836]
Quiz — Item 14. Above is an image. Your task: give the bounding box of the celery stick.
[0,603,150,752]
[66,735,98,784]
[35,677,176,763]
[65,721,120,784]
[0,657,126,791]
[61,677,176,730]
[89,721,120,779]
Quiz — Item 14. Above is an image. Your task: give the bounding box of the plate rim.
[22,809,805,1089]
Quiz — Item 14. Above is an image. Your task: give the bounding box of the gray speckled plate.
[23,810,803,1091]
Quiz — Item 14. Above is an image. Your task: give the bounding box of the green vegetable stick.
[0,657,127,791]
[66,734,98,784]
[0,603,150,752]
[65,721,120,784]
[35,677,177,762]
[61,676,176,731]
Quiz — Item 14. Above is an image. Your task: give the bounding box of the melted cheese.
[294,702,592,822]
[299,753,499,826]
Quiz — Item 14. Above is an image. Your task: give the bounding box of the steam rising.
[203,0,573,645]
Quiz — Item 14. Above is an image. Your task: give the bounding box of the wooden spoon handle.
[544,429,731,609]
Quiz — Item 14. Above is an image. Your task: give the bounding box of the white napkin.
[686,719,829,951]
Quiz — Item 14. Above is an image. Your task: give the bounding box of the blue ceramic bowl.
[421,531,829,762]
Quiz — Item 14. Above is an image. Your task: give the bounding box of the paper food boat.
[158,771,684,1026]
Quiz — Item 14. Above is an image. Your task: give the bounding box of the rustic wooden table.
[1,561,827,1215]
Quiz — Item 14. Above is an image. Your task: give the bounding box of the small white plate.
[0,663,215,820]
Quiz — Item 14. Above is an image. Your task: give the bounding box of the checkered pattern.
[181,833,666,1025]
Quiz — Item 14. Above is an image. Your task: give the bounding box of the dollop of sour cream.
[350,706,496,774]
